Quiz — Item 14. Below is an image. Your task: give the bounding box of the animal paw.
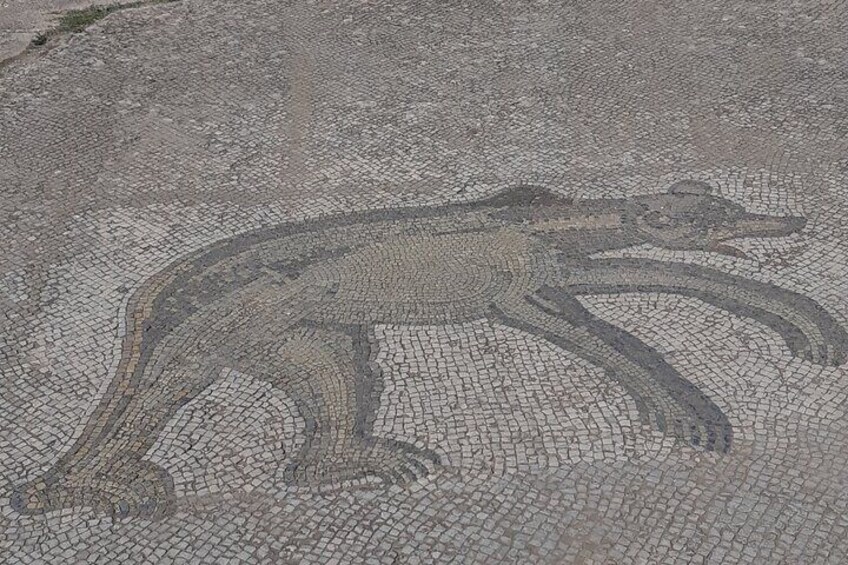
[10,454,175,520]
[284,437,440,487]
[777,305,848,367]
[796,330,848,367]
[660,399,733,454]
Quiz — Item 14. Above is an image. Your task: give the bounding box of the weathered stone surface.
[2,0,847,562]
[0,0,116,63]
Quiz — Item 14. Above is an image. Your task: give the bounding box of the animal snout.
[724,213,806,239]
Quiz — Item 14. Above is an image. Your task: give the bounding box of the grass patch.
[56,0,177,34]
[26,0,179,50]
[58,5,127,33]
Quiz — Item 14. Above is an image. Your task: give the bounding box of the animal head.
[630,180,806,257]
[485,181,806,257]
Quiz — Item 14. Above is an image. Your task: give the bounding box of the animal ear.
[482,185,570,208]
[668,180,713,196]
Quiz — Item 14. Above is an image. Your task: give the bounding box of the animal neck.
[530,211,623,232]
[530,199,644,256]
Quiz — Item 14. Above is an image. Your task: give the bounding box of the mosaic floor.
[2,1,848,563]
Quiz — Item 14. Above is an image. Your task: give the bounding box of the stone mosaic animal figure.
[11,181,848,519]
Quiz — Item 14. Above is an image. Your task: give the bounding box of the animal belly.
[304,231,544,323]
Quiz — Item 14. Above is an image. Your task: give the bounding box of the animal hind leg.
[495,288,733,452]
[10,278,315,520]
[235,323,440,486]
[10,355,220,520]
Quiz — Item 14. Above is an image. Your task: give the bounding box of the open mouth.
[733,214,806,238]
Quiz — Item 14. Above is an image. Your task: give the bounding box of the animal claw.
[284,438,440,487]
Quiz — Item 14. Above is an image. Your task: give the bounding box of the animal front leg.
[238,324,440,487]
[565,259,848,366]
[495,290,733,452]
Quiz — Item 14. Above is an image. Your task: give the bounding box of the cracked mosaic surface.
[2,0,848,563]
